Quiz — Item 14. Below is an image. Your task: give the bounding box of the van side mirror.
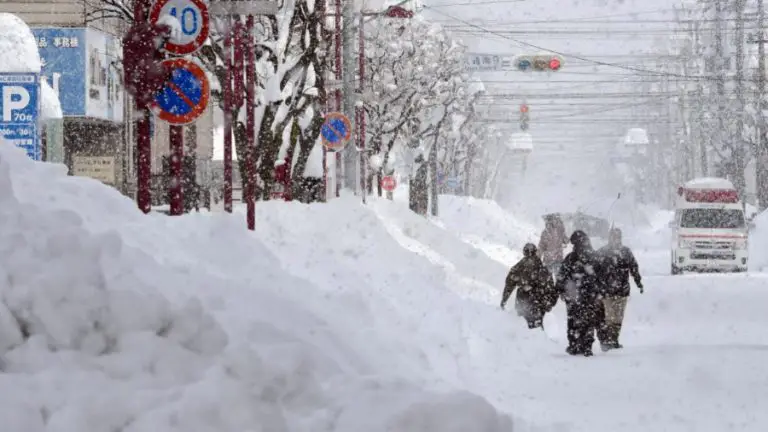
[667,220,676,228]
[748,221,757,230]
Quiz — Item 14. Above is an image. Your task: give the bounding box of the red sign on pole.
[381,175,397,192]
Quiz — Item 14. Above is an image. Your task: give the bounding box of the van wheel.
[671,263,682,275]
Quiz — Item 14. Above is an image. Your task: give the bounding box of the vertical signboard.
[0,73,41,160]
[32,28,87,116]
[86,28,124,122]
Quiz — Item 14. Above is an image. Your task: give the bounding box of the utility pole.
[734,0,747,198]
[714,0,727,172]
[757,0,768,210]
[341,0,358,192]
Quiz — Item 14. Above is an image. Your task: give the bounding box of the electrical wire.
[422,5,732,80]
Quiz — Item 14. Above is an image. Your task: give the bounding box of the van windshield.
[680,208,745,229]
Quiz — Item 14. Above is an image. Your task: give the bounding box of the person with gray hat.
[596,227,643,351]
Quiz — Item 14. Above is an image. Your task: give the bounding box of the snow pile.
[0,13,41,72]
[367,197,510,303]
[0,142,515,431]
[438,195,540,265]
[40,79,63,120]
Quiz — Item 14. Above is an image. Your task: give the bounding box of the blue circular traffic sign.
[321,112,352,151]
[152,58,210,125]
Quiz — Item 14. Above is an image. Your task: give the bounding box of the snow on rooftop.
[0,13,41,73]
[684,177,735,190]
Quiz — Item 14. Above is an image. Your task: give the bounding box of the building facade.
[1,0,214,205]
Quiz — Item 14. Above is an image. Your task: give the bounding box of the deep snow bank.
[0,143,516,431]
[437,195,540,265]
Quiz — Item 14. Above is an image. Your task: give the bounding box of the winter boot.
[611,323,624,349]
[527,318,543,329]
[566,345,581,355]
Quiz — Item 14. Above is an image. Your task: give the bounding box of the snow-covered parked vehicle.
[670,177,755,274]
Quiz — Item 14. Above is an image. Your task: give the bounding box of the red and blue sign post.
[149,0,211,216]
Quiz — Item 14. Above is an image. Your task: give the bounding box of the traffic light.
[514,54,564,72]
[123,22,173,107]
[520,103,529,131]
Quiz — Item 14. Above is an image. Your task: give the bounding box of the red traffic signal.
[514,54,564,72]
[123,22,173,107]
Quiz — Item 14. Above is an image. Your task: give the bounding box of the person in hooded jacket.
[556,230,605,357]
[501,243,559,329]
[539,214,568,275]
[596,227,643,351]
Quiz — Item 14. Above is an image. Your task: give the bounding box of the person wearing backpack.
[556,230,606,357]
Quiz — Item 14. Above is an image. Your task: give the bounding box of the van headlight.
[734,239,747,249]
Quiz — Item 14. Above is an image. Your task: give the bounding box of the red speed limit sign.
[150,0,210,55]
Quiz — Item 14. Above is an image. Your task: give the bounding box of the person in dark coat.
[539,214,568,275]
[557,230,605,357]
[500,243,559,329]
[596,227,643,351]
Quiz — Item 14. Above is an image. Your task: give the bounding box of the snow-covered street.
[1,141,767,431]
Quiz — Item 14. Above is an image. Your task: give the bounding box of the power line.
[422,5,715,80]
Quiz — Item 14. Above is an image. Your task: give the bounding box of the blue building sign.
[32,28,86,116]
[0,73,41,161]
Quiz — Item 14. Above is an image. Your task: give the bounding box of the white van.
[670,177,755,274]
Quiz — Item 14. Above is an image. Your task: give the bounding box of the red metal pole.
[320,0,328,202]
[223,18,233,213]
[169,125,184,215]
[135,0,152,214]
[334,0,342,198]
[358,15,366,203]
[246,15,256,230]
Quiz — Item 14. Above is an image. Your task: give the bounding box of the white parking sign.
[150,0,210,55]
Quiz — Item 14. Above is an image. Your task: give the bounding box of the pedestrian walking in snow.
[500,243,559,329]
[556,230,605,357]
[596,228,643,351]
[539,214,568,276]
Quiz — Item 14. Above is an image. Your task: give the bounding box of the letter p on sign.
[2,86,30,121]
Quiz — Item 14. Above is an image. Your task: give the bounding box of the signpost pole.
[335,0,342,198]
[169,125,184,215]
[135,0,153,214]
[358,14,366,204]
[246,14,256,230]
[223,17,233,213]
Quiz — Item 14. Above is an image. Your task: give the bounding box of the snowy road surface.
[2,140,767,431]
[508,272,768,432]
